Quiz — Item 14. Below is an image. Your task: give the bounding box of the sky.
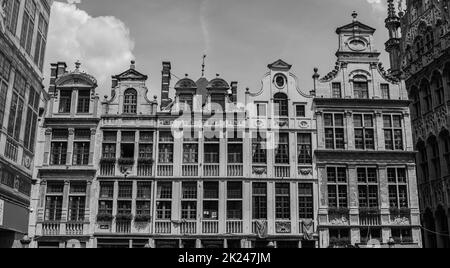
[45,0,397,99]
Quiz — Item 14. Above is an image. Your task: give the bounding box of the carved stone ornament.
[390,216,410,225]
[299,168,312,176]
[252,167,267,175]
[275,222,291,234]
[0,0,6,33]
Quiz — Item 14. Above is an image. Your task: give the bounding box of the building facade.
[314,12,421,248]
[0,0,52,248]
[385,0,450,248]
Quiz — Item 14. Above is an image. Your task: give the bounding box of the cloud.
[200,0,211,53]
[365,0,386,12]
[44,1,135,95]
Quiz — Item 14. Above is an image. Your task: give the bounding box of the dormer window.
[59,90,72,113]
[353,75,369,99]
[211,93,225,112]
[77,90,90,114]
[179,94,193,112]
[274,93,288,117]
[123,88,137,114]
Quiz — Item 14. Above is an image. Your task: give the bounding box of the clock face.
[348,38,367,51]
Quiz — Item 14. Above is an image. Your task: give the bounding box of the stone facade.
[385,0,450,248]
[0,0,52,248]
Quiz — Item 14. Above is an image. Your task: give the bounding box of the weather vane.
[202,54,207,77]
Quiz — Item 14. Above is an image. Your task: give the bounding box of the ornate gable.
[267,59,292,71]
[113,62,148,81]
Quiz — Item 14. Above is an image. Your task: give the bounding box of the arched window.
[425,31,434,51]
[123,89,137,114]
[420,80,432,112]
[440,129,450,176]
[417,140,429,183]
[431,72,444,106]
[428,136,441,179]
[415,36,425,56]
[273,93,288,117]
[353,75,369,99]
[411,87,421,118]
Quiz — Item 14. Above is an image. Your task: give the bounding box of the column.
[61,180,70,235]
[131,180,137,232]
[408,164,421,226]
[316,111,325,150]
[43,128,52,166]
[378,165,390,225]
[348,165,358,225]
[173,130,182,177]
[267,182,275,234]
[345,111,354,150]
[375,111,385,150]
[172,181,181,235]
[290,132,297,178]
[290,182,299,234]
[71,90,77,118]
[219,180,227,234]
[67,128,75,165]
[112,180,119,231]
[242,181,251,234]
[403,112,413,151]
[197,181,203,235]
[220,133,226,177]
[85,181,92,227]
[89,128,96,166]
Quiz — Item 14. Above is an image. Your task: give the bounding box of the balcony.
[328,208,350,225]
[157,164,173,177]
[359,208,381,226]
[275,165,290,178]
[115,221,131,234]
[202,220,219,234]
[203,164,219,177]
[182,165,199,177]
[180,221,197,235]
[42,222,61,236]
[227,164,243,177]
[137,163,153,177]
[226,220,243,234]
[100,160,116,176]
[66,222,85,236]
[155,221,171,234]
[5,139,18,162]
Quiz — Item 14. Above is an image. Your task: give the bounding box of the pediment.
[114,68,148,81]
[336,21,376,34]
[268,59,292,71]
[55,73,97,88]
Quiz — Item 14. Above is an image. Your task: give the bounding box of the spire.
[75,60,81,72]
[201,54,207,77]
[385,0,402,77]
[387,0,396,18]
[352,11,358,22]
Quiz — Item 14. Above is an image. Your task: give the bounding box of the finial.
[75,60,81,71]
[352,11,358,22]
[185,73,189,77]
[387,0,396,18]
[216,73,220,77]
[201,54,207,77]
[130,60,136,70]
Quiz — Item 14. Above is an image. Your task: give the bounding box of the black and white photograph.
[0,0,449,254]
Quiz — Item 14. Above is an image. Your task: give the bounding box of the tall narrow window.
[332,83,342,98]
[252,183,267,219]
[156,182,172,220]
[296,105,306,117]
[181,182,197,220]
[23,87,39,152]
[158,132,174,163]
[327,167,348,208]
[256,103,267,117]
[275,133,289,164]
[102,131,117,159]
[98,182,113,215]
[20,0,37,55]
[252,132,267,164]
[421,80,432,112]
[298,184,313,219]
[413,91,421,118]
[357,168,379,208]
[68,182,86,222]
[432,72,444,106]
[50,129,69,165]
[274,93,288,117]
[204,136,219,163]
[297,133,312,164]
[77,90,90,113]
[275,183,291,220]
[388,168,409,208]
[418,142,429,182]
[203,182,219,220]
[324,113,345,149]
[381,84,390,100]
[73,129,90,166]
[136,182,151,217]
[353,75,369,99]
[34,13,48,71]
[183,134,198,163]
[0,53,11,130]
[354,114,375,150]
[429,136,441,179]
[45,182,64,221]
[384,115,404,151]
[59,90,72,113]
[227,182,243,220]
[5,0,21,35]
[123,89,137,114]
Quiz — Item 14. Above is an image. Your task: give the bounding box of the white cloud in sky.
[200,0,211,54]
[44,1,135,94]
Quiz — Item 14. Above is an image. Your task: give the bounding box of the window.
[275,74,286,88]
[183,135,198,163]
[77,90,90,113]
[8,73,26,141]
[388,168,408,208]
[227,182,242,220]
[136,201,151,216]
[274,93,288,117]
[117,201,132,215]
[332,83,342,98]
[421,80,432,112]
[384,115,404,150]
[139,144,153,159]
[99,182,114,199]
[203,182,219,220]
[158,132,174,163]
[34,13,48,71]
[98,200,113,215]
[298,184,313,219]
[45,182,64,221]
[381,84,390,100]
[256,103,267,117]
[0,80,9,131]
[123,89,137,114]
[156,182,172,220]
[252,132,267,164]
[327,167,348,208]
[181,182,197,219]
[357,168,379,208]
[23,88,39,152]
[102,137,116,159]
[68,182,86,222]
[252,183,267,219]
[118,182,133,199]
[275,183,291,220]
[204,144,219,163]
[296,105,306,117]
[297,133,312,164]
[211,93,225,112]
[353,76,369,99]
[432,72,444,106]
[228,144,243,163]
[73,129,90,166]
[98,182,113,215]
[275,133,289,164]
[354,114,375,150]
[392,228,413,244]
[430,137,441,179]
[324,113,345,149]
[179,94,193,112]
[413,92,421,118]
[137,182,152,199]
[59,90,72,113]
[4,0,21,35]
[50,129,69,165]
[329,229,350,245]
[20,0,37,55]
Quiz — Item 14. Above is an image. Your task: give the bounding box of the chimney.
[111,77,118,89]
[161,61,172,110]
[49,62,67,95]
[230,82,238,104]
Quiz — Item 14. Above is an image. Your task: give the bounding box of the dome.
[207,74,230,90]
[175,75,197,90]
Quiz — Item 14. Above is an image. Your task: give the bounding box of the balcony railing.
[202,220,219,234]
[275,165,290,178]
[182,165,199,177]
[137,163,152,177]
[203,164,219,177]
[66,222,85,236]
[157,165,173,177]
[42,222,61,236]
[100,161,116,176]
[226,220,243,234]
[115,221,131,234]
[5,139,18,162]
[155,221,171,234]
[227,164,243,177]
[359,209,381,226]
[180,221,197,234]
